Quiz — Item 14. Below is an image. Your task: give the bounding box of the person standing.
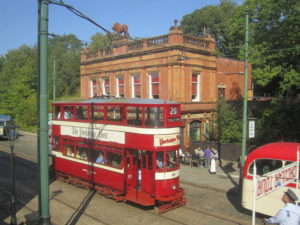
[210,148,218,174]
[204,146,211,168]
[198,148,205,167]
[190,149,199,168]
[263,189,300,225]
[179,148,185,164]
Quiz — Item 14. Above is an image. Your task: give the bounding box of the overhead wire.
[52,0,300,32]
[48,0,138,42]
[47,0,299,58]
[193,14,300,35]
[220,46,299,59]
[48,32,91,48]
[49,0,111,33]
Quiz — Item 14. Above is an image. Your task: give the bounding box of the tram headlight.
[172,184,177,190]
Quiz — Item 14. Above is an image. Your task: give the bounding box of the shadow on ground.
[0,150,55,223]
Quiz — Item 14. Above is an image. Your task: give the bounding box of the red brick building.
[80,26,252,151]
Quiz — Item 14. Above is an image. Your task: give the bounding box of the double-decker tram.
[242,142,300,216]
[51,98,186,213]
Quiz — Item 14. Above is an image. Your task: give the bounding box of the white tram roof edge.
[53,98,179,105]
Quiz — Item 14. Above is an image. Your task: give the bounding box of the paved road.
[0,132,264,224]
[0,131,38,161]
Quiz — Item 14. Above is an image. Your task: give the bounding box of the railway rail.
[0,142,255,224]
[0,185,249,225]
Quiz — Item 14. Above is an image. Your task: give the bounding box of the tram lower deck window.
[53,136,60,151]
[76,147,88,160]
[63,143,74,157]
[167,150,178,169]
[106,152,123,168]
[156,152,165,169]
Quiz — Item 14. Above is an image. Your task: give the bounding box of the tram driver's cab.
[156,151,178,170]
[125,149,180,204]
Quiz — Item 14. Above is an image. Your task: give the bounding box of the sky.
[0,0,244,56]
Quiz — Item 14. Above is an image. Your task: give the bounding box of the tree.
[181,0,300,97]
[255,99,300,144]
[181,0,242,57]
[0,34,84,130]
[48,34,82,99]
[245,0,300,97]
[216,99,242,143]
[89,32,112,51]
[0,45,37,129]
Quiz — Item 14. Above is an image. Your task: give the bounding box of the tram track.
[0,145,135,224]
[48,190,249,225]
[0,143,252,225]
[181,204,249,225]
[181,180,237,195]
[0,171,110,225]
[49,191,111,225]
[0,171,250,225]
[136,201,250,225]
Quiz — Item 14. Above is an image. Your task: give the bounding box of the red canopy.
[244,142,300,176]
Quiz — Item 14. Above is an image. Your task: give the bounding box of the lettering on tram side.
[61,126,125,144]
[256,162,297,199]
[154,134,180,147]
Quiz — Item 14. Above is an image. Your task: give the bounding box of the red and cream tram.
[51,98,186,213]
[242,142,300,216]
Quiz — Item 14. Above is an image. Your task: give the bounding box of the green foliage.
[181,0,300,144]
[89,33,112,51]
[255,99,300,144]
[49,91,81,112]
[0,45,37,129]
[0,0,298,143]
[216,99,242,143]
[48,34,82,99]
[181,0,242,57]
[181,0,300,97]
[0,35,82,131]
[246,0,300,96]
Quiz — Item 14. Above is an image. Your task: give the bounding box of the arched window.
[190,121,201,141]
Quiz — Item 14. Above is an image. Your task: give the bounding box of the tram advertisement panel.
[154,134,180,147]
[256,162,297,199]
[60,125,125,144]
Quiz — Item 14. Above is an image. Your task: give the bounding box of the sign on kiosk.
[256,162,298,199]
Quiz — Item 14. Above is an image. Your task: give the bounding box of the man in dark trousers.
[263,189,300,225]
[204,146,211,168]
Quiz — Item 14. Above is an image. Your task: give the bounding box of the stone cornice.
[80,62,216,77]
[81,45,216,66]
